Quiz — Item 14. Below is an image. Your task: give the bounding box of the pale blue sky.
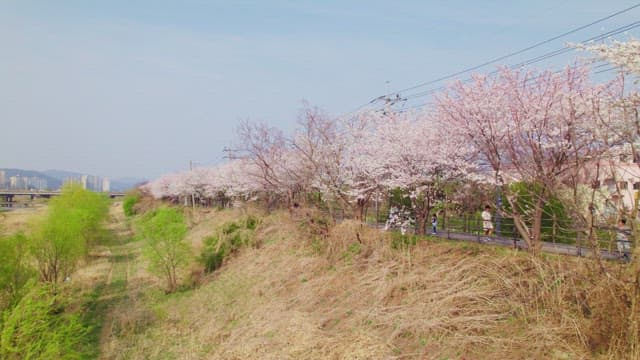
[1,1,639,179]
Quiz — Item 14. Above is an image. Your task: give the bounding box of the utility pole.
[190,160,195,209]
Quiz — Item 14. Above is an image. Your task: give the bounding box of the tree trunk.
[415,212,427,236]
[530,194,545,254]
[506,194,535,253]
[356,198,367,222]
[413,196,431,236]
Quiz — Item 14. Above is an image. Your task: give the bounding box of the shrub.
[0,233,35,309]
[122,193,140,217]
[29,184,111,284]
[390,233,419,250]
[222,221,241,235]
[136,207,191,293]
[199,215,260,274]
[31,206,88,284]
[244,215,260,230]
[48,183,110,247]
[0,282,89,360]
[200,236,227,273]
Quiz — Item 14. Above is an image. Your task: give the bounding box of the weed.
[390,233,419,250]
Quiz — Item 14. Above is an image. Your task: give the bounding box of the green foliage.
[200,236,226,273]
[137,207,190,292]
[31,206,86,284]
[244,215,259,230]
[504,182,576,244]
[0,282,89,360]
[122,193,140,217]
[388,188,412,210]
[49,183,110,247]
[390,233,419,250]
[29,184,110,284]
[222,221,241,235]
[0,233,34,309]
[199,216,261,274]
[340,242,362,263]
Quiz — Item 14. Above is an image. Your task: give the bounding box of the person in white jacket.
[481,205,493,239]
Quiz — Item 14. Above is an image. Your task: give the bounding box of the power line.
[401,64,622,112]
[595,66,621,75]
[373,3,640,101]
[397,20,640,105]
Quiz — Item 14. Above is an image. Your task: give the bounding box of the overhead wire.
[382,3,640,98]
[400,20,640,104]
[348,4,640,117]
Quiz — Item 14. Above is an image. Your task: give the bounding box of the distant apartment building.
[72,174,109,192]
[0,170,5,189]
[9,176,19,189]
[5,175,47,190]
[102,178,110,192]
[28,176,47,190]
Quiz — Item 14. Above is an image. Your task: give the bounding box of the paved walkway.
[434,229,620,260]
[368,222,623,261]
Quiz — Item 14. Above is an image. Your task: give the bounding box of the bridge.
[0,190,125,208]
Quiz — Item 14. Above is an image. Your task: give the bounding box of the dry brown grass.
[0,206,46,235]
[98,207,638,359]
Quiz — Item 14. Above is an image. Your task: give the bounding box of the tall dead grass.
[102,207,638,359]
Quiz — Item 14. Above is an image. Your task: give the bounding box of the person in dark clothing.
[616,218,633,262]
[431,214,437,235]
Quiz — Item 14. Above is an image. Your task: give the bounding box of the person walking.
[431,214,438,235]
[481,205,493,242]
[616,218,632,262]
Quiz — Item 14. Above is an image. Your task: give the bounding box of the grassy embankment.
[98,205,637,359]
[3,203,635,359]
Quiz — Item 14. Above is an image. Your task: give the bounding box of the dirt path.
[79,202,141,359]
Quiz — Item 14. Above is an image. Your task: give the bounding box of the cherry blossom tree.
[290,103,349,212]
[341,108,473,232]
[577,39,640,81]
[378,110,473,234]
[436,65,621,252]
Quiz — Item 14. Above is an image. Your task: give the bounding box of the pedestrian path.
[367,221,622,260]
[431,230,620,260]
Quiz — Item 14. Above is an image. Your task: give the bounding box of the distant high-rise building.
[81,175,88,190]
[92,176,101,191]
[0,170,5,188]
[102,178,110,192]
[28,176,47,190]
[9,176,18,189]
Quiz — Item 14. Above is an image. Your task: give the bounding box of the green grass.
[79,232,137,359]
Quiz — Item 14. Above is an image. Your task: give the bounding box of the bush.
[48,183,110,247]
[199,216,260,274]
[136,207,191,292]
[31,205,88,284]
[390,233,419,250]
[245,215,259,230]
[222,221,241,235]
[28,184,111,284]
[0,233,34,309]
[0,282,89,360]
[200,236,227,273]
[123,193,140,217]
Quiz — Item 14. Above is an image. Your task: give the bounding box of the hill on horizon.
[0,168,63,189]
